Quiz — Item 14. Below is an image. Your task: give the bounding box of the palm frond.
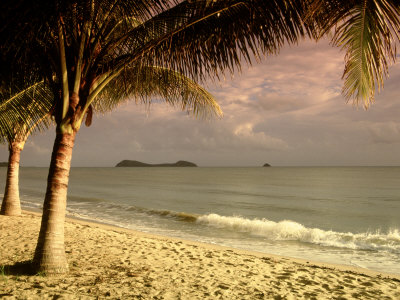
[93,65,222,119]
[0,81,54,143]
[310,0,400,107]
[102,0,313,82]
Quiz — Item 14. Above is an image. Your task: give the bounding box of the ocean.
[1,166,399,275]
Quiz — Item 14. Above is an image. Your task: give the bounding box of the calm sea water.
[1,167,399,275]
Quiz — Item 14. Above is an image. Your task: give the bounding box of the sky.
[1,38,400,167]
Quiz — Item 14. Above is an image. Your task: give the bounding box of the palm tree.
[1,0,398,274]
[0,82,53,216]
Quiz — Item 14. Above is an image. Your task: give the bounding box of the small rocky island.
[115,160,197,167]
[263,163,271,167]
[0,162,8,167]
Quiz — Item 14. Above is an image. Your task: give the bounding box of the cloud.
[233,123,288,150]
[24,140,52,155]
[207,39,344,118]
[368,122,400,144]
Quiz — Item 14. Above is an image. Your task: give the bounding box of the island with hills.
[115,160,197,167]
[263,163,271,167]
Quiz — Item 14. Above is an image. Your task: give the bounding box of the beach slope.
[1,212,399,299]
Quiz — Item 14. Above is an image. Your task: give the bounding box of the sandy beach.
[1,211,399,299]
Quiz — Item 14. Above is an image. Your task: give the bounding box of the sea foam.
[197,214,400,252]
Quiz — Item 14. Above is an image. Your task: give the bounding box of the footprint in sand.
[298,277,318,286]
[276,272,292,280]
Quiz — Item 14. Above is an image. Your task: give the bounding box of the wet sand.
[1,211,399,299]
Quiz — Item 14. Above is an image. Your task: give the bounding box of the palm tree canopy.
[0,79,53,144]
[0,0,313,133]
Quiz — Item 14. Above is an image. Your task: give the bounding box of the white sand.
[1,211,399,299]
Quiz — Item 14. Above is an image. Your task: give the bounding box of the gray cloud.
[368,122,400,144]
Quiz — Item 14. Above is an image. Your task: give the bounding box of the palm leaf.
[93,65,222,119]
[98,0,313,82]
[0,81,54,143]
[310,0,400,107]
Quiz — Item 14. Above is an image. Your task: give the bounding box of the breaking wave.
[197,214,400,253]
[20,194,400,253]
[125,206,199,222]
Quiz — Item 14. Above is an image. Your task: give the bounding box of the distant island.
[0,162,8,167]
[115,160,197,167]
[263,163,271,167]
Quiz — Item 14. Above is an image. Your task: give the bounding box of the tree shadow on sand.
[1,260,36,276]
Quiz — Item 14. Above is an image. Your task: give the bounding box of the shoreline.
[24,209,400,280]
[1,211,399,299]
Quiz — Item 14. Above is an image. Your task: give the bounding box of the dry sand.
[1,211,399,299]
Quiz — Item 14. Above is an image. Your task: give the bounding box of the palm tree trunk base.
[34,260,69,275]
[0,207,22,216]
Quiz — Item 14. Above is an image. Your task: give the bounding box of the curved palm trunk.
[33,131,76,274]
[0,143,23,216]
